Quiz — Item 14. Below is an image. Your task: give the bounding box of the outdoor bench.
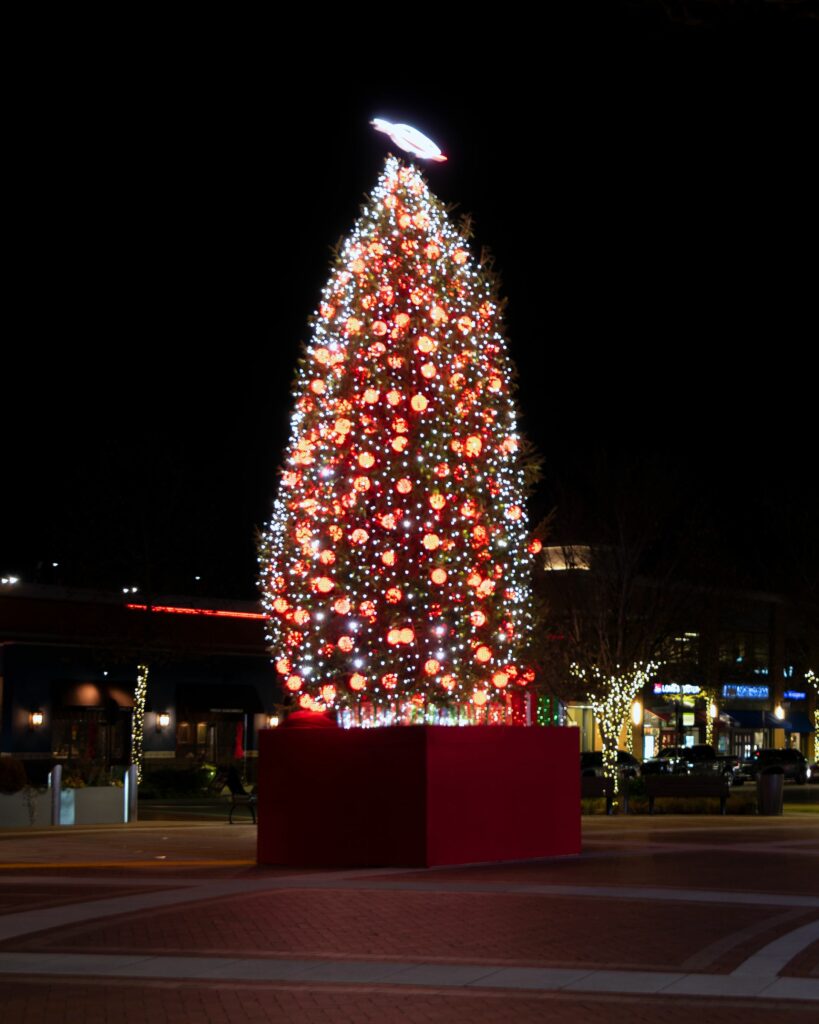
[644,774,731,815]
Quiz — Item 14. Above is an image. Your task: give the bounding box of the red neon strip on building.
[126,603,267,620]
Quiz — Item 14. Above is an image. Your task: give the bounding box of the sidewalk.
[0,814,817,1022]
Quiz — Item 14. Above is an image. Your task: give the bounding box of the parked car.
[740,748,811,784]
[580,750,641,779]
[642,745,742,784]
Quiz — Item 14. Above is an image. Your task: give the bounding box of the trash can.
[756,765,784,815]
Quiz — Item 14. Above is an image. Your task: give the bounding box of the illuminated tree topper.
[371,118,447,163]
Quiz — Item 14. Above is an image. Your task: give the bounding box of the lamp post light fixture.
[29,710,44,729]
[267,714,280,728]
[774,704,785,721]
[157,712,171,730]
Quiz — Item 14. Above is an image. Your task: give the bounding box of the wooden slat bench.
[644,774,731,815]
[581,775,615,815]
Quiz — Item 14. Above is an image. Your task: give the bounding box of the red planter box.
[257,725,580,868]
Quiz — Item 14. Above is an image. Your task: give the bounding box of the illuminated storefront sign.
[653,683,701,696]
[783,690,806,701]
[722,684,769,699]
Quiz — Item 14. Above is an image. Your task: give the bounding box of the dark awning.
[786,712,815,734]
[176,683,264,714]
[723,710,767,729]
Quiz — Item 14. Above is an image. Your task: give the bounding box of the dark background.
[4,10,817,601]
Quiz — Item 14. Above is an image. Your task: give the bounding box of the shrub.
[0,757,27,794]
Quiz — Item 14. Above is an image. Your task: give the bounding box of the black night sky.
[4,14,817,604]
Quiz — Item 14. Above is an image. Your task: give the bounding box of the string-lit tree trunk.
[131,664,149,783]
[572,662,658,795]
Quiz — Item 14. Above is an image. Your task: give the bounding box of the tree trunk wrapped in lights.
[572,662,659,794]
[258,157,539,727]
[131,664,149,783]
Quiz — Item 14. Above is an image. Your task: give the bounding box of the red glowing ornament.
[430,303,448,324]
[461,500,477,518]
[292,608,310,626]
[313,576,334,594]
[470,610,486,627]
[394,312,411,330]
[420,362,437,379]
[464,435,483,458]
[491,671,509,689]
[275,658,291,675]
[372,321,388,336]
[440,674,456,691]
[391,435,408,452]
[273,597,289,614]
[310,379,326,395]
[400,627,415,644]
[475,645,492,663]
[353,476,371,492]
[382,673,398,689]
[450,372,465,391]
[422,533,441,551]
[378,512,397,530]
[333,597,351,615]
[386,389,403,406]
[425,243,441,260]
[396,478,413,494]
[386,587,402,604]
[350,528,369,544]
[417,335,436,354]
[435,463,450,478]
[392,417,409,433]
[286,675,303,692]
[528,539,543,554]
[358,452,375,468]
[321,684,337,703]
[387,628,401,645]
[410,394,429,413]
[363,388,380,404]
[328,525,343,541]
[430,567,447,585]
[472,689,488,706]
[429,493,446,510]
[457,316,475,334]
[505,505,522,521]
[338,636,354,652]
[424,659,440,676]
[349,673,367,691]
[335,418,351,435]
[345,317,362,334]
[382,549,396,566]
[487,376,502,392]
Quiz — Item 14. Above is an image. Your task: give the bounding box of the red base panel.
[256,725,580,868]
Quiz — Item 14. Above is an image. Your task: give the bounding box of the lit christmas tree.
[259,155,540,726]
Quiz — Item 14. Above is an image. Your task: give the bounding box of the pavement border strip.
[0,951,817,1001]
[2,872,819,945]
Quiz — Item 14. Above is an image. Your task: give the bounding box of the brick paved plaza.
[1,812,817,1022]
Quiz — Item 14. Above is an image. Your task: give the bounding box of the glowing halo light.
[370,118,447,162]
[631,700,642,727]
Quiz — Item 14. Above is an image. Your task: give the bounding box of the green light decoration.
[132,664,149,783]
[536,693,561,727]
[571,661,660,796]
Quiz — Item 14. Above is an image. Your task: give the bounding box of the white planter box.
[0,790,52,828]
[61,786,127,825]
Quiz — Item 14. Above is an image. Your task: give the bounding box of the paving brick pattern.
[2,977,818,1024]
[7,888,798,974]
[0,815,817,1022]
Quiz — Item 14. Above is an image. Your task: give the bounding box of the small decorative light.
[29,710,44,729]
[157,712,171,729]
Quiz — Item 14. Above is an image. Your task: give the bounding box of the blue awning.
[787,712,815,734]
